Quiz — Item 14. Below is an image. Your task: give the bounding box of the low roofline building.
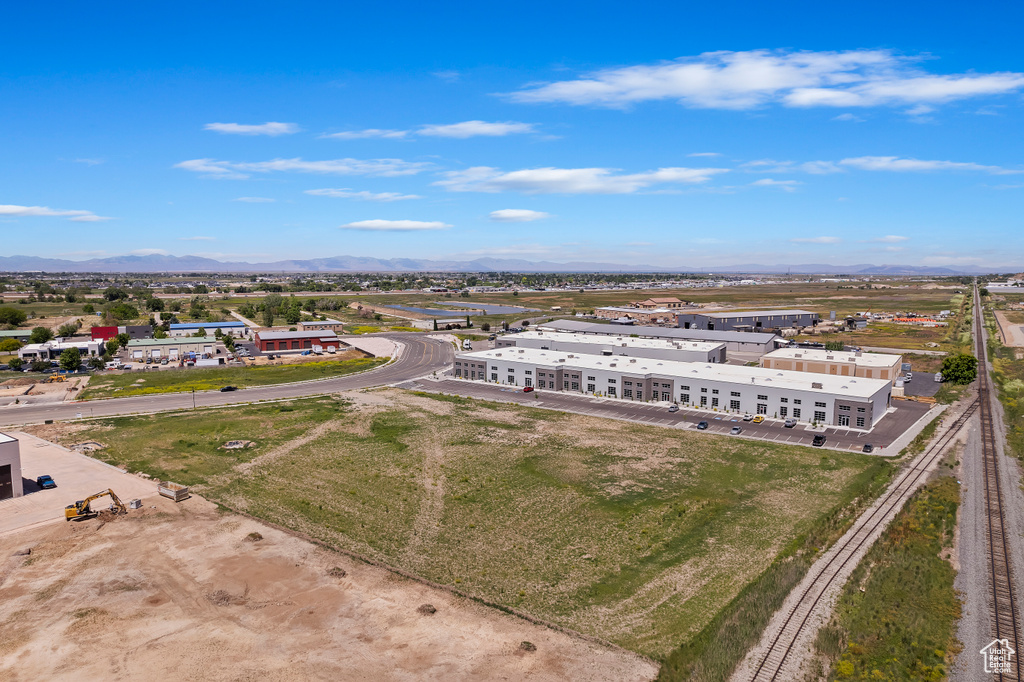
[455,347,891,429]
[760,347,903,384]
[594,306,677,325]
[676,309,819,332]
[0,432,23,500]
[254,330,343,352]
[18,338,104,361]
[168,321,248,338]
[497,330,726,364]
[126,336,221,361]
[536,319,781,355]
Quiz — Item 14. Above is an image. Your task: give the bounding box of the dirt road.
[0,495,656,681]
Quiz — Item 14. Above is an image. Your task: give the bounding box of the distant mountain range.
[0,254,1003,276]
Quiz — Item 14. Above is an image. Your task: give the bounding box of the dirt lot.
[995,310,1024,348]
[0,494,656,681]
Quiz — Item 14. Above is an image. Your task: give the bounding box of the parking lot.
[406,378,936,454]
[0,432,158,537]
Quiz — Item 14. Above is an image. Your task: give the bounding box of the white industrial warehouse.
[454,347,893,429]
[495,330,727,363]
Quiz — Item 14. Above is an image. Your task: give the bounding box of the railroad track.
[746,400,979,680]
[975,283,1022,681]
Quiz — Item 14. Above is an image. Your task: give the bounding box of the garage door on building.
[132,350,143,359]
[203,345,213,356]
[169,349,179,360]
[0,464,12,501]
[152,349,161,359]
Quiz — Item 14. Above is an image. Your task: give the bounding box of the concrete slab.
[0,432,159,537]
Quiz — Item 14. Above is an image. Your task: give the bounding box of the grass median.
[78,356,387,400]
[44,388,889,663]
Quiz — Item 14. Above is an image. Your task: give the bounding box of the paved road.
[403,378,932,453]
[0,335,454,428]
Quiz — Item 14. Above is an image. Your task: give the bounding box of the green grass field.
[815,476,960,680]
[77,356,387,400]
[50,389,889,662]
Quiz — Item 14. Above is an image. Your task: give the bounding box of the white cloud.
[687,152,722,157]
[870,235,909,243]
[74,158,105,165]
[435,166,728,194]
[305,188,422,201]
[750,178,801,192]
[433,70,461,82]
[176,157,432,179]
[418,120,535,138]
[179,236,215,241]
[789,236,842,244]
[741,159,843,174]
[489,209,551,222]
[905,104,935,116]
[130,248,170,256]
[832,113,864,122]
[204,122,299,136]
[839,156,1019,174]
[339,219,451,231]
[233,197,275,203]
[324,120,536,140]
[322,129,410,140]
[0,204,111,222]
[507,49,1024,111]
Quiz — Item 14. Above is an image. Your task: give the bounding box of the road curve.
[0,334,454,428]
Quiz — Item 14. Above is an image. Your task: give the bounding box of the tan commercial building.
[594,306,677,325]
[631,297,689,309]
[760,347,902,384]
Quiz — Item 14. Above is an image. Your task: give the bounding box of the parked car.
[742,413,753,421]
[668,404,679,413]
[696,421,709,430]
[730,426,742,435]
[36,474,56,489]
[784,418,797,428]
[523,386,534,392]
[160,358,168,365]
[219,386,238,392]
[904,373,912,383]
[812,434,827,447]
[752,415,765,424]
[862,443,874,453]
[934,372,943,383]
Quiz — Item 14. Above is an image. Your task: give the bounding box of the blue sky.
[2,1,1023,268]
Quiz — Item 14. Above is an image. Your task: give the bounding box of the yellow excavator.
[64,488,127,521]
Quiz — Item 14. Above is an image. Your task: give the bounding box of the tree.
[0,338,21,352]
[824,339,844,351]
[481,322,490,332]
[82,303,95,314]
[146,297,165,312]
[110,302,139,320]
[153,328,168,339]
[512,291,519,297]
[106,338,120,356]
[940,353,978,385]
[31,359,50,372]
[103,287,129,301]
[29,326,53,344]
[0,306,28,326]
[261,308,274,327]
[116,333,131,349]
[980,288,990,297]
[88,356,106,370]
[57,321,81,337]
[521,320,530,327]
[59,347,81,372]
[7,357,23,371]
[195,327,207,337]
[433,318,438,331]
[64,293,77,303]
[285,308,301,325]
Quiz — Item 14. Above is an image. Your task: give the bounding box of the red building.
[91,326,118,342]
[254,330,343,352]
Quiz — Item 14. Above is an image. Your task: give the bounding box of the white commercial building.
[18,338,104,361]
[760,347,903,384]
[537,320,780,355]
[454,348,892,429]
[0,432,23,500]
[496,330,726,364]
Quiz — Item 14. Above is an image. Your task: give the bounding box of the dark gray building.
[674,309,819,332]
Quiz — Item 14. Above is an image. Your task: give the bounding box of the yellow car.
[752,415,765,424]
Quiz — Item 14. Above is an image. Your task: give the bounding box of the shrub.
[29,326,53,344]
[0,306,28,326]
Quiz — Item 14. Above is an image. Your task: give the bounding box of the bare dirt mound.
[0,495,656,681]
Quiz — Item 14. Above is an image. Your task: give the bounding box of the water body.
[388,305,482,317]
[436,301,541,314]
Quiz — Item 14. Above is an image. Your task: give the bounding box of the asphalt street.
[0,334,454,428]
[404,378,932,453]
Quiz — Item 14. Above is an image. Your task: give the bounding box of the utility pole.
[192,388,196,410]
